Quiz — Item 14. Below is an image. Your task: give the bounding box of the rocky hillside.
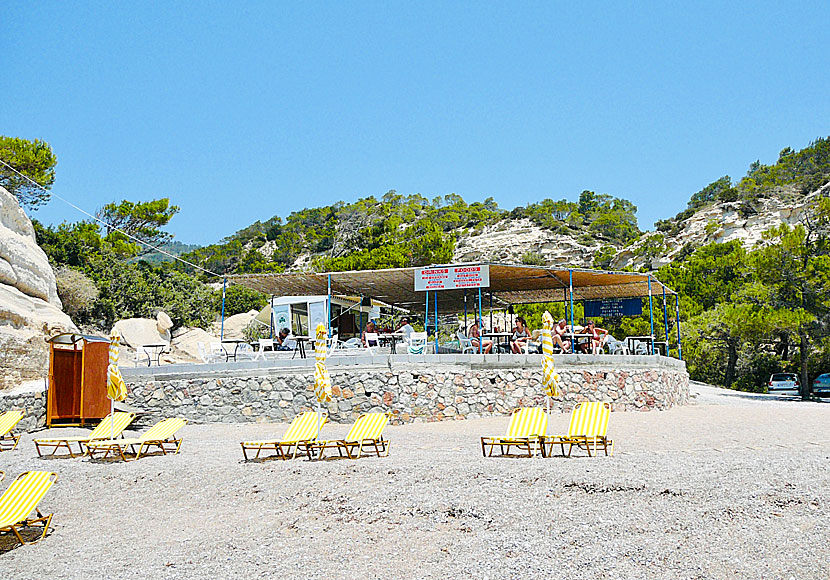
[0,186,76,389]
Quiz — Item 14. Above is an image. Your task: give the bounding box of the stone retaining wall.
[0,383,47,432]
[0,355,689,430]
[120,354,688,425]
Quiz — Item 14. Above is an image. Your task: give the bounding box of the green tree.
[96,198,180,254]
[0,136,58,209]
[750,208,830,398]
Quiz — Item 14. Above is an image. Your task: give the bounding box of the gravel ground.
[1,383,828,579]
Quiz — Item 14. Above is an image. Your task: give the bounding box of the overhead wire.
[0,158,223,278]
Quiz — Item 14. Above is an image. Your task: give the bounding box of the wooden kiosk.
[46,333,111,426]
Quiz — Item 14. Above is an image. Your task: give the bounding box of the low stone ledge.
[121,356,689,425]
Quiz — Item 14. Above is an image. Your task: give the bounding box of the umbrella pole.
[110,398,115,439]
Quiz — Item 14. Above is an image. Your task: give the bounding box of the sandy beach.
[1,384,828,579]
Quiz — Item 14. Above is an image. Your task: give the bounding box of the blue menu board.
[583,298,642,318]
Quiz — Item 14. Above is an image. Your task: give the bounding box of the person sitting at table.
[396,317,415,341]
[275,327,293,351]
[468,319,493,354]
[553,319,573,353]
[582,320,609,354]
[362,320,379,347]
[511,316,531,353]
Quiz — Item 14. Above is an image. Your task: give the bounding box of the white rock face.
[212,310,259,339]
[611,184,828,270]
[0,186,76,389]
[453,218,602,267]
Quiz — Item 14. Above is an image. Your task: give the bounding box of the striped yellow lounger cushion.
[0,410,25,452]
[0,410,24,436]
[481,407,547,457]
[86,418,187,461]
[566,401,610,438]
[543,402,613,457]
[241,412,328,460]
[307,412,392,460]
[0,471,58,545]
[34,412,136,457]
[343,412,390,443]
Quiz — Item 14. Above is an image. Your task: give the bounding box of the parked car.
[812,373,830,397]
[768,373,800,395]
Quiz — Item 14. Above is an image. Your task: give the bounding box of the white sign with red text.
[414,265,490,291]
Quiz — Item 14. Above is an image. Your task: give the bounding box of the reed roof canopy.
[227,263,676,313]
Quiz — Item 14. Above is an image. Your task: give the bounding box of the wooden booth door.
[48,347,82,422]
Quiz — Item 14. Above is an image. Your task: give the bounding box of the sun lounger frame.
[241,412,329,461]
[481,407,547,458]
[0,471,59,546]
[541,402,614,457]
[33,412,136,458]
[0,410,25,452]
[304,412,392,460]
[86,418,187,461]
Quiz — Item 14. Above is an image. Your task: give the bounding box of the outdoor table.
[140,343,168,366]
[626,336,656,355]
[291,336,311,359]
[220,339,249,362]
[568,333,594,353]
[377,333,403,354]
[483,332,512,353]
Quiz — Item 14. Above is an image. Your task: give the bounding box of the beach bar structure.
[45,333,111,426]
[228,263,682,358]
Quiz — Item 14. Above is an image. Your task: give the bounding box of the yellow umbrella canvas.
[540,311,562,432]
[313,323,332,435]
[107,331,128,439]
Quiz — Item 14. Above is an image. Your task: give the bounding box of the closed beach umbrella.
[107,331,128,438]
[541,311,562,431]
[313,322,332,433]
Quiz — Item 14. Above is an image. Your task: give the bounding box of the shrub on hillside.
[55,266,99,320]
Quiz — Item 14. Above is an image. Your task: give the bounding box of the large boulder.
[0,186,76,389]
[212,310,259,340]
[113,318,171,348]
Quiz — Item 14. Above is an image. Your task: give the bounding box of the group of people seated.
[356,316,614,355]
[465,317,610,355]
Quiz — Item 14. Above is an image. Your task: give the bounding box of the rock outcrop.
[453,218,603,267]
[611,184,829,270]
[0,186,76,389]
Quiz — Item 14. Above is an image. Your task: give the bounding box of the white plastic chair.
[457,331,476,354]
[209,342,226,362]
[255,338,274,360]
[235,342,256,361]
[364,332,379,355]
[407,331,428,355]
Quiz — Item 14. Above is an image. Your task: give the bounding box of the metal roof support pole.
[270,295,275,339]
[489,292,493,330]
[434,291,439,353]
[478,287,483,354]
[425,290,429,343]
[675,294,683,361]
[327,274,332,338]
[464,290,467,332]
[648,276,655,355]
[220,277,227,341]
[662,285,669,349]
[568,270,574,333]
[359,294,363,334]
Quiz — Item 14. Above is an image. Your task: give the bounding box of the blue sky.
[2,2,828,245]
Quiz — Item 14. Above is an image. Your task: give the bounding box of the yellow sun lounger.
[0,410,25,452]
[33,412,136,457]
[481,407,548,457]
[85,418,187,461]
[0,471,58,545]
[241,411,328,460]
[305,412,392,460]
[542,401,614,457]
